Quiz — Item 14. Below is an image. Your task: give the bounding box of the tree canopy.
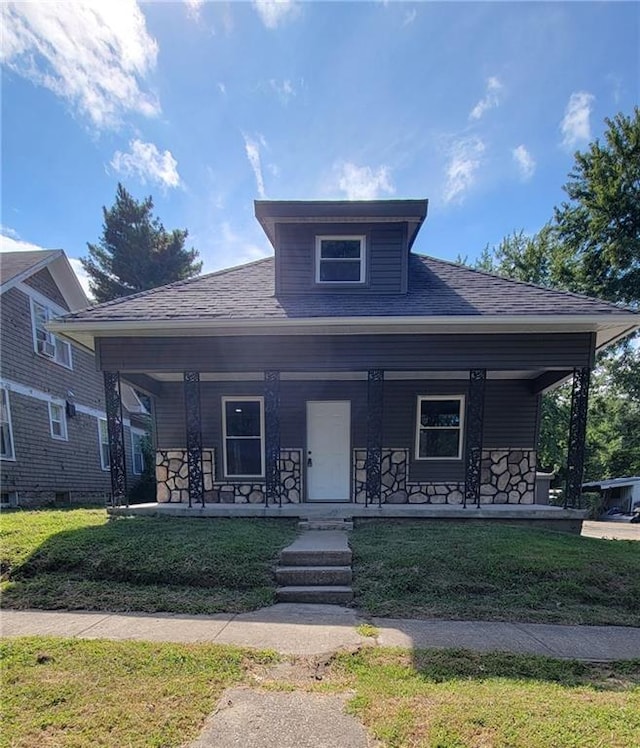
[467,108,640,483]
[82,184,202,303]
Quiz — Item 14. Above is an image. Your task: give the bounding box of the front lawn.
[330,647,640,748]
[0,508,298,614]
[351,521,640,626]
[0,636,276,748]
[2,637,638,748]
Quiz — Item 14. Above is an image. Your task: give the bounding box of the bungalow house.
[0,249,149,506]
[48,200,639,519]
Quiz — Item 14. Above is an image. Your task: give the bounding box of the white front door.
[306,401,351,501]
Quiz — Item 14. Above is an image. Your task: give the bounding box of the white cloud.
[469,76,504,121]
[443,137,485,204]
[110,140,181,190]
[402,9,417,26]
[0,1,159,130]
[334,162,395,200]
[217,82,227,96]
[561,91,595,149]
[184,0,203,22]
[512,145,536,181]
[0,228,92,298]
[253,0,299,29]
[243,133,267,199]
[269,78,295,104]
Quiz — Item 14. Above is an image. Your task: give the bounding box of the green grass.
[3,638,638,748]
[351,521,640,626]
[0,636,277,748]
[1,508,298,613]
[328,647,640,748]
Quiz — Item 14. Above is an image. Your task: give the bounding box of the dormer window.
[315,236,366,284]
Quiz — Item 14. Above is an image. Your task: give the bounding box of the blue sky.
[1,1,638,295]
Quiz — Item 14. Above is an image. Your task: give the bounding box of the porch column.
[184,371,204,508]
[565,366,591,509]
[103,371,127,506]
[366,369,384,506]
[264,370,281,506]
[464,368,486,507]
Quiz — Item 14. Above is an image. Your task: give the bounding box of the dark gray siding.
[156,380,368,452]
[275,222,407,295]
[154,377,537,486]
[98,332,595,373]
[24,268,70,311]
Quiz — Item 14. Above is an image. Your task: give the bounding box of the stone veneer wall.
[353,448,536,504]
[155,448,302,504]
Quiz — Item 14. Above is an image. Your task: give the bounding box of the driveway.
[581,520,640,541]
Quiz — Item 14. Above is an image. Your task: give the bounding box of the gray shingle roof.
[59,253,635,323]
[0,250,63,286]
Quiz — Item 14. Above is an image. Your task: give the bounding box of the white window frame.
[48,401,68,441]
[98,418,110,471]
[1,388,15,461]
[315,235,366,284]
[30,298,73,369]
[131,429,146,475]
[415,395,465,461]
[222,396,265,478]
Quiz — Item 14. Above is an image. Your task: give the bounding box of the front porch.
[108,500,587,533]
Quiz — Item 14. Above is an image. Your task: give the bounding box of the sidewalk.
[3,604,640,661]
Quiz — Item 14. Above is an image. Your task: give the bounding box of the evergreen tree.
[82,183,202,303]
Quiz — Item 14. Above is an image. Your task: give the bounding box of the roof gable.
[0,250,88,311]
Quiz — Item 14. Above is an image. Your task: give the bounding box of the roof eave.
[49,314,639,353]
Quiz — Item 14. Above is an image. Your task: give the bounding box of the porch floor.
[108,502,587,523]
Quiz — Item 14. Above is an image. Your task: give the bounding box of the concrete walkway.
[3,604,640,661]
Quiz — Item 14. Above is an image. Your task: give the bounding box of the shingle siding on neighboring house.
[24,268,70,310]
[0,286,103,409]
[0,260,145,506]
[275,222,408,294]
[1,390,111,502]
[97,332,595,373]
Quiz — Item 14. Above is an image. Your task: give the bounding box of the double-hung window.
[315,236,366,284]
[131,431,145,475]
[98,418,110,470]
[222,397,264,477]
[415,396,464,460]
[49,402,68,441]
[1,388,15,460]
[31,300,72,368]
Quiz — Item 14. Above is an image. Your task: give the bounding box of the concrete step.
[276,565,352,586]
[298,519,354,531]
[279,549,352,567]
[276,585,354,604]
[279,530,352,567]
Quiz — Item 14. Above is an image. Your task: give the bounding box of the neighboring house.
[0,250,148,506]
[583,477,640,515]
[49,200,639,514]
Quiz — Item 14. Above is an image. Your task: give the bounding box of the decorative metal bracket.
[565,367,591,508]
[366,369,384,507]
[265,370,281,507]
[184,371,204,508]
[464,368,486,508]
[103,371,127,506]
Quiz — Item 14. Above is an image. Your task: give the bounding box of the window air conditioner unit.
[37,339,56,358]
